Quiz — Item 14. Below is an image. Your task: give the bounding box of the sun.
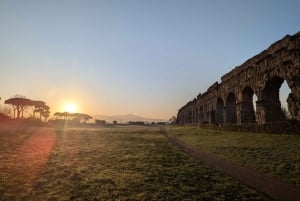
[65,103,76,113]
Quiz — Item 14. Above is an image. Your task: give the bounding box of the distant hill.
[94,114,167,123]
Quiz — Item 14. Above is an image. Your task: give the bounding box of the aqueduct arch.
[241,86,256,123]
[177,31,300,125]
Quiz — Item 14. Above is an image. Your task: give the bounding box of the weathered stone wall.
[177,31,300,126]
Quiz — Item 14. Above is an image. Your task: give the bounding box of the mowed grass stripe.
[2,126,269,200]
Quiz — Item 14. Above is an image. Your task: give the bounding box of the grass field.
[167,126,300,186]
[0,124,270,200]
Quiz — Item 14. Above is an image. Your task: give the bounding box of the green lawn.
[167,126,300,186]
[0,125,270,200]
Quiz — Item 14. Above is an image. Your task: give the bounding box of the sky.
[0,0,299,120]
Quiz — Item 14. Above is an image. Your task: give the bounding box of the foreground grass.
[167,126,300,186]
[1,125,270,200]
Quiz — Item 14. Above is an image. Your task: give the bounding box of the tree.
[42,105,50,120]
[76,113,92,123]
[4,95,31,118]
[41,110,50,122]
[30,100,46,119]
[54,112,70,120]
[34,104,50,121]
[62,112,70,120]
[169,116,177,124]
[54,112,63,119]
[4,95,50,120]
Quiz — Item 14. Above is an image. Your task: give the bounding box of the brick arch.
[241,86,256,123]
[225,92,237,123]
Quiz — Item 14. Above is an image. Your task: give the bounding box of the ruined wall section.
[222,32,300,124]
[196,83,219,124]
[177,31,300,125]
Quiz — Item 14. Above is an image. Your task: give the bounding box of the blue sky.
[0,0,299,119]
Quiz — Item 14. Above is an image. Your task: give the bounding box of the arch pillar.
[249,89,263,125]
[225,93,237,124]
[216,98,225,124]
[287,92,300,120]
[209,107,215,124]
[199,106,204,124]
[288,75,300,120]
[236,101,242,124]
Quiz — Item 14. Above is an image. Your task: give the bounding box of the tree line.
[4,95,50,121]
[53,112,92,123]
[1,95,93,124]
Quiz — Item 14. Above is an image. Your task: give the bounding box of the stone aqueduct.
[177,32,300,126]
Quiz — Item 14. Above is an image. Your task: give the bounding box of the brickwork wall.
[177,32,300,126]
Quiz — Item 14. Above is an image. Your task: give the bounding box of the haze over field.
[1,0,300,119]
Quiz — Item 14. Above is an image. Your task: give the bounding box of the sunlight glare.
[65,103,76,113]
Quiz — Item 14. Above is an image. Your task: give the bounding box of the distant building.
[129,121,145,125]
[95,119,106,125]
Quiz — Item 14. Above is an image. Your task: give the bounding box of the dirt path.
[164,133,300,201]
